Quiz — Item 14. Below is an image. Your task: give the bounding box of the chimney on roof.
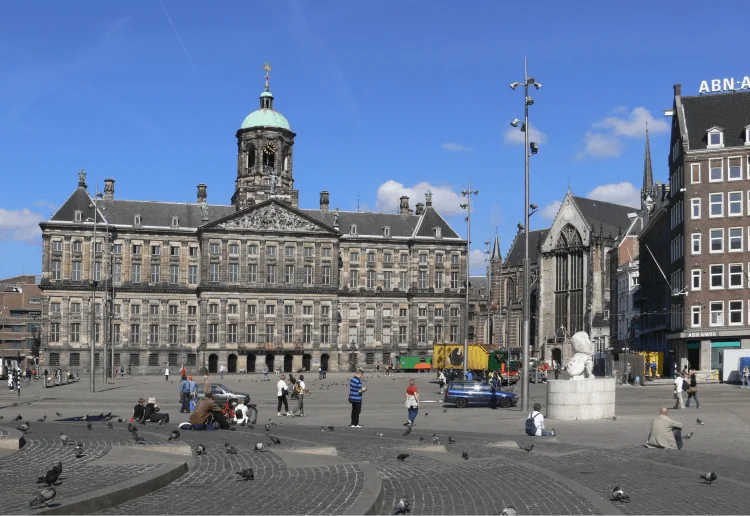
[103,178,115,200]
[415,203,425,215]
[197,184,207,204]
[400,196,412,215]
[674,84,681,96]
[320,191,330,212]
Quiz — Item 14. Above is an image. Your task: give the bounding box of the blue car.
[444,381,518,408]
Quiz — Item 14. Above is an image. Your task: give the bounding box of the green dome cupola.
[240,62,291,131]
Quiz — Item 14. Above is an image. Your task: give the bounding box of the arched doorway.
[228,354,237,374]
[247,354,256,373]
[283,353,293,373]
[265,354,275,373]
[302,353,312,371]
[208,354,219,374]
[321,353,330,372]
[552,348,562,368]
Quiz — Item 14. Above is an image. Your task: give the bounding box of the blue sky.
[1,0,747,277]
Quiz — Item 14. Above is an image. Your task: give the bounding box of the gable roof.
[505,228,549,267]
[572,196,634,239]
[681,90,750,150]
[202,199,339,235]
[414,206,461,239]
[49,187,98,224]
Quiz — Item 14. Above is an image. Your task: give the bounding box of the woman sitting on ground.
[144,397,170,424]
[132,398,146,422]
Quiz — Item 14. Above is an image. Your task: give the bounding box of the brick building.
[0,275,42,373]
[662,84,750,371]
[38,68,467,375]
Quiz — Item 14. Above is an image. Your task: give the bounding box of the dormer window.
[745,125,750,145]
[134,214,142,227]
[707,126,724,148]
[350,224,357,235]
[171,216,179,228]
[383,226,390,238]
[433,227,442,239]
[74,210,82,223]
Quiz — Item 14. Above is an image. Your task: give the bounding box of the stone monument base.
[546,378,616,420]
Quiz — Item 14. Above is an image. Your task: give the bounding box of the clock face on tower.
[264,142,276,154]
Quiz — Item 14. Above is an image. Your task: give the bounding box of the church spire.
[260,62,274,110]
[642,127,654,204]
[490,233,502,262]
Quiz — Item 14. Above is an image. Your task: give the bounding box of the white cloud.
[441,142,472,152]
[0,207,44,243]
[576,131,625,160]
[503,124,547,146]
[469,249,488,275]
[540,200,562,221]
[586,181,641,208]
[577,106,668,160]
[375,180,464,216]
[594,106,669,137]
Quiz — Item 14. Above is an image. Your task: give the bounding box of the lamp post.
[510,57,541,412]
[200,339,207,375]
[87,191,104,393]
[483,241,491,346]
[460,181,479,379]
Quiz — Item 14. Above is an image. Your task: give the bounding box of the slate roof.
[572,196,634,239]
[681,90,750,150]
[46,186,463,242]
[505,229,549,267]
[468,275,488,300]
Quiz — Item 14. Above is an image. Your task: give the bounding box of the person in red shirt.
[404,378,420,426]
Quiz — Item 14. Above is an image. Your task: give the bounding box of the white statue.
[565,331,594,380]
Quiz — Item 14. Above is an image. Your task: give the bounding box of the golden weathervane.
[263,62,271,91]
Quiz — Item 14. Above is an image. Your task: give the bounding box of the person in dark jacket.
[144,397,170,424]
[685,373,700,409]
[179,375,191,413]
[132,398,146,422]
[349,369,366,427]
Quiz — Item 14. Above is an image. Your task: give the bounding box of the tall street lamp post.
[483,241,491,345]
[460,180,479,379]
[510,58,541,412]
[88,189,104,393]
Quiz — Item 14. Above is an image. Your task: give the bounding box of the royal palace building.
[38,67,467,375]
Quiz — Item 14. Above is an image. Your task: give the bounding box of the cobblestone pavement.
[3,375,750,514]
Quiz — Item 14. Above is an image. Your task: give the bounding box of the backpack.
[681,378,689,392]
[525,413,540,436]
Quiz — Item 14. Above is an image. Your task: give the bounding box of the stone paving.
[2,373,750,514]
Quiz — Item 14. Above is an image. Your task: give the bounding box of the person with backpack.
[685,372,700,409]
[291,374,306,417]
[525,402,555,437]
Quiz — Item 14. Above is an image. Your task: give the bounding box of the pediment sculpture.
[218,204,324,232]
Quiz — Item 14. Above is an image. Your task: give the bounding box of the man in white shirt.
[165,367,169,381]
[233,400,249,425]
[291,374,306,417]
[276,375,291,416]
[673,373,686,409]
[525,402,555,437]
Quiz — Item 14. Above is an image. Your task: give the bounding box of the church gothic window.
[554,224,584,335]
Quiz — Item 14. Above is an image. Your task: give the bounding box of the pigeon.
[397,453,409,461]
[268,435,281,445]
[461,451,469,460]
[448,436,456,444]
[419,436,426,443]
[611,486,630,502]
[697,418,704,425]
[117,418,124,423]
[0,415,3,419]
[17,422,30,433]
[107,421,113,429]
[393,497,412,514]
[128,423,137,433]
[82,414,89,421]
[403,426,412,437]
[52,462,63,475]
[132,431,146,443]
[328,426,335,432]
[56,412,63,417]
[236,468,255,481]
[248,424,255,430]
[86,422,93,431]
[37,415,47,422]
[518,443,534,454]
[700,472,718,484]
[424,413,428,417]
[374,432,386,438]
[168,430,180,441]
[74,444,84,458]
[432,433,440,445]
[255,442,265,451]
[499,506,518,516]
[195,444,206,455]
[443,409,447,413]
[612,416,617,421]
[59,432,74,445]
[684,432,694,439]
[12,414,22,421]
[36,469,60,486]
[225,443,237,455]
[103,412,112,419]
[29,487,56,508]
[321,426,326,432]
[265,423,271,432]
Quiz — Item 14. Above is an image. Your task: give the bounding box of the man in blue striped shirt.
[349,369,366,427]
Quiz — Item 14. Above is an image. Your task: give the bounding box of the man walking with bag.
[349,369,366,428]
